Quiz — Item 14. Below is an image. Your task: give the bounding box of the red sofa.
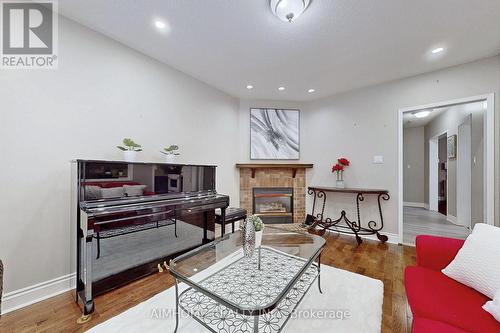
[405,235,500,333]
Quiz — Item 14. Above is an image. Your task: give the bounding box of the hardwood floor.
[0,233,416,333]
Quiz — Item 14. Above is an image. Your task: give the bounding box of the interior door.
[457,115,472,228]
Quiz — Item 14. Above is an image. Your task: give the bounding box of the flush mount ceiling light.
[270,0,311,22]
[308,88,315,93]
[154,20,166,29]
[413,110,431,118]
[278,86,286,91]
[246,84,254,90]
[431,47,444,54]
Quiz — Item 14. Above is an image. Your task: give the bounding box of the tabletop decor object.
[247,214,264,247]
[243,218,256,257]
[117,138,142,162]
[161,144,180,162]
[332,157,350,188]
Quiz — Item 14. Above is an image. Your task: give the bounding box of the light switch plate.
[373,155,384,164]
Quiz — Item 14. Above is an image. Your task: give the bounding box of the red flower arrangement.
[332,164,344,172]
[332,157,350,184]
[338,158,350,167]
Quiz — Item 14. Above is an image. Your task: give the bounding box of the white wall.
[403,126,426,204]
[0,16,240,297]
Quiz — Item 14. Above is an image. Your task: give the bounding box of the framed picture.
[447,135,457,159]
[250,108,300,160]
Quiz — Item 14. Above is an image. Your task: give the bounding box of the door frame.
[457,115,472,228]
[398,93,495,244]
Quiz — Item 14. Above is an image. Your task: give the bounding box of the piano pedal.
[76,314,92,324]
[163,261,169,271]
[157,263,164,273]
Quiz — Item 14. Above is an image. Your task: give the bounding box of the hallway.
[403,206,470,245]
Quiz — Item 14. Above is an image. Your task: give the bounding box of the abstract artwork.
[447,135,457,159]
[250,108,299,159]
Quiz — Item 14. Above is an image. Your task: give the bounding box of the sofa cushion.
[484,289,500,323]
[405,266,500,333]
[442,223,500,299]
[412,318,469,333]
[100,187,125,199]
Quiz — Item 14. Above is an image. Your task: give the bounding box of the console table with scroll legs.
[305,186,390,245]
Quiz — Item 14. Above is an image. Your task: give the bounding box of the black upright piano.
[72,160,229,316]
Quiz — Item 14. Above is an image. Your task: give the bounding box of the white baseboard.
[447,215,457,224]
[403,202,429,209]
[1,273,76,315]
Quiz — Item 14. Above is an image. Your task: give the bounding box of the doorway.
[398,94,495,245]
[438,134,448,215]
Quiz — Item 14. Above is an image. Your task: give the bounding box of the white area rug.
[87,262,383,333]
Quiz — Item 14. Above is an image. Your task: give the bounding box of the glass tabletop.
[169,226,325,314]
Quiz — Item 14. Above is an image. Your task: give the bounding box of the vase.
[336,180,345,188]
[164,154,176,163]
[243,219,255,258]
[255,230,263,248]
[123,151,137,162]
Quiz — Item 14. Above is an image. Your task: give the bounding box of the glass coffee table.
[169,226,326,333]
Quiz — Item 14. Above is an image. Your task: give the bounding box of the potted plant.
[247,215,264,247]
[117,138,142,162]
[332,157,350,188]
[161,145,180,162]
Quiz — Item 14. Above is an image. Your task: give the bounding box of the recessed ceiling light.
[154,20,166,29]
[246,84,254,90]
[431,47,444,54]
[278,86,286,91]
[308,88,315,93]
[413,110,431,118]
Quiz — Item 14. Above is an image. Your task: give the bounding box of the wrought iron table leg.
[174,279,179,333]
[317,253,323,294]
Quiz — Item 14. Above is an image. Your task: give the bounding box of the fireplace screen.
[253,188,293,224]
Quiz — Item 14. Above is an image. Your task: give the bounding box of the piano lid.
[77,160,218,204]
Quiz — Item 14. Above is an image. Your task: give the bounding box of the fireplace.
[253,187,293,224]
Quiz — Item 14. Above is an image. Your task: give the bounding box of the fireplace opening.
[253,187,293,224]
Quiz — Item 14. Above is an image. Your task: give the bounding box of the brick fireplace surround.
[236,164,314,224]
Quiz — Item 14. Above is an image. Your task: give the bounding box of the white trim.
[403,202,429,209]
[398,94,495,244]
[1,273,76,315]
[447,214,457,224]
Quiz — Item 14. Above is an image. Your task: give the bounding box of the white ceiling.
[59,0,500,101]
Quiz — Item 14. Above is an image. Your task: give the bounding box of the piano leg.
[220,207,226,237]
[202,211,209,243]
[83,234,94,315]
